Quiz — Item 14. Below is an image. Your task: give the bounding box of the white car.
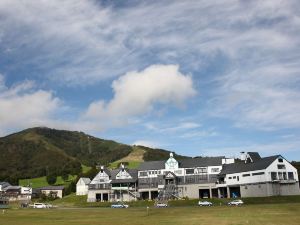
[111,203,129,208]
[198,201,213,206]
[156,203,168,208]
[228,200,244,206]
[32,203,50,209]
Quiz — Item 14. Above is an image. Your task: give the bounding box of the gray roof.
[179,157,223,168]
[0,182,10,187]
[138,157,224,170]
[3,185,20,191]
[247,152,261,162]
[79,177,91,184]
[220,155,280,175]
[38,186,65,190]
[138,161,165,170]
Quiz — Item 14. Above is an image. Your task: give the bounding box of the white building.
[76,178,91,195]
[217,152,300,198]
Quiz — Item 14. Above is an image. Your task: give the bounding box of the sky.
[0,0,300,160]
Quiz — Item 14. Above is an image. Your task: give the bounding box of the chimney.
[240,152,247,162]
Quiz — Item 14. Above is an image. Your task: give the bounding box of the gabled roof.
[220,155,280,175]
[79,177,91,184]
[111,168,138,180]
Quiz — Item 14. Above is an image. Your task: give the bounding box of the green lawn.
[19,175,77,188]
[1,203,300,225]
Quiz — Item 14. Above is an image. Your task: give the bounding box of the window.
[288,172,294,180]
[186,169,194,175]
[139,171,148,177]
[242,174,250,177]
[237,176,239,181]
[252,172,265,176]
[278,158,283,163]
[175,170,182,175]
[211,168,220,173]
[283,172,287,180]
[233,176,236,179]
[197,167,207,174]
[277,164,286,169]
[228,177,232,179]
[278,172,283,180]
[271,172,277,180]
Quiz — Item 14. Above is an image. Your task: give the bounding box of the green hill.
[0,127,189,184]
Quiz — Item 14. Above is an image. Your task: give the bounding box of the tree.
[61,171,69,182]
[46,174,57,185]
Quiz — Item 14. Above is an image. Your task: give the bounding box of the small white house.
[76,178,91,195]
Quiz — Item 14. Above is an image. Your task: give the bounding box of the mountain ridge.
[0,127,188,183]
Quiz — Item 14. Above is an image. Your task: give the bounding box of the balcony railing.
[88,184,111,190]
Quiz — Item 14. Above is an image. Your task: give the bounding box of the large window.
[139,171,148,177]
[271,172,277,180]
[242,174,250,177]
[288,172,294,180]
[277,164,286,169]
[186,169,195,175]
[197,167,207,174]
[211,168,220,173]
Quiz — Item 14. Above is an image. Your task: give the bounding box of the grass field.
[1,203,300,225]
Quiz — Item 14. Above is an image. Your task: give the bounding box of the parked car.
[111,202,129,208]
[31,203,51,209]
[156,202,168,208]
[198,201,213,206]
[228,200,244,206]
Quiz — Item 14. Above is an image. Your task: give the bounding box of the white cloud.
[210,62,300,130]
[0,74,61,134]
[0,0,299,85]
[84,64,196,129]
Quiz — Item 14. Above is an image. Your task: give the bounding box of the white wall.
[265,157,298,182]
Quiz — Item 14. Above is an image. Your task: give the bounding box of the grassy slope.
[109,146,146,169]
[19,175,77,188]
[2,203,300,225]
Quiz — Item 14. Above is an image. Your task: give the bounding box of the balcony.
[88,184,111,190]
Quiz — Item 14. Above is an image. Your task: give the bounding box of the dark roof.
[138,157,224,170]
[247,152,261,162]
[138,161,165,170]
[38,186,65,190]
[220,155,280,175]
[179,157,223,168]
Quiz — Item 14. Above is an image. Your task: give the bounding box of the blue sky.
[1,0,300,160]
